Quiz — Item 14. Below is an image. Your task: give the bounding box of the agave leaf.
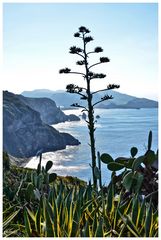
[126,215,140,237]
[85,208,94,226]
[125,198,133,215]
[107,162,124,171]
[52,198,58,235]
[137,198,145,228]
[150,217,158,237]
[82,221,90,237]
[3,228,20,238]
[70,209,79,237]
[92,214,98,236]
[100,153,114,164]
[130,147,138,157]
[3,204,18,216]
[58,199,65,231]
[76,191,83,219]
[33,171,37,187]
[45,209,55,237]
[26,183,34,201]
[3,209,20,230]
[35,206,41,235]
[113,205,119,230]
[48,189,53,204]
[68,190,76,235]
[95,219,104,237]
[151,225,158,237]
[153,209,158,222]
[81,198,94,212]
[44,198,55,237]
[30,171,34,184]
[65,189,73,211]
[104,215,111,232]
[107,183,114,212]
[46,200,54,223]
[131,196,139,225]
[26,207,36,223]
[64,206,69,231]
[83,184,92,204]
[118,224,126,237]
[119,198,131,215]
[40,195,44,209]
[118,211,140,237]
[145,205,152,237]
[24,208,32,237]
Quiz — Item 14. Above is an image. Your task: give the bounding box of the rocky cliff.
[18,95,80,124]
[3,91,80,158]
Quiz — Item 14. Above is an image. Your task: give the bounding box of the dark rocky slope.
[18,95,80,125]
[3,91,80,158]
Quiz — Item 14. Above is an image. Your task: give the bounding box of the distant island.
[22,89,158,109]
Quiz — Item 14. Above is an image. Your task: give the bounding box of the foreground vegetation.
[3,131,158,237]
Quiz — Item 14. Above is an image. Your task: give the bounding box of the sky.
[2,2,158,100]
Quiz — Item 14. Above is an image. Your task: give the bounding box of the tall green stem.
[83,34,97,189]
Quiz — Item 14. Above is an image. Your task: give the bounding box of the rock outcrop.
[3,91,80,158]
[18,95,80,124]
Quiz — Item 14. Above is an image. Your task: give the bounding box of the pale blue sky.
[3,3,158,99]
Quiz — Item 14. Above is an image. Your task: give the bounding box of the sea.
[25,108,158,185]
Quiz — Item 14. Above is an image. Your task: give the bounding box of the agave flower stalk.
[59,26,120,189]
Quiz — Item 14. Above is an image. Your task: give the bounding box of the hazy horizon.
[4,87,158,101]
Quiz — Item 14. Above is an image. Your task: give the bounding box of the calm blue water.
[25,108,158,184]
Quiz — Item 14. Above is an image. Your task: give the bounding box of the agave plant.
[22,181,158,237]
[3,169,158,237]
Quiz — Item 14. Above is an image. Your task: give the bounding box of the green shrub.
[100,131,158,207]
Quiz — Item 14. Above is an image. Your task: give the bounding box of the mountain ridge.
[21,89,158,109]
